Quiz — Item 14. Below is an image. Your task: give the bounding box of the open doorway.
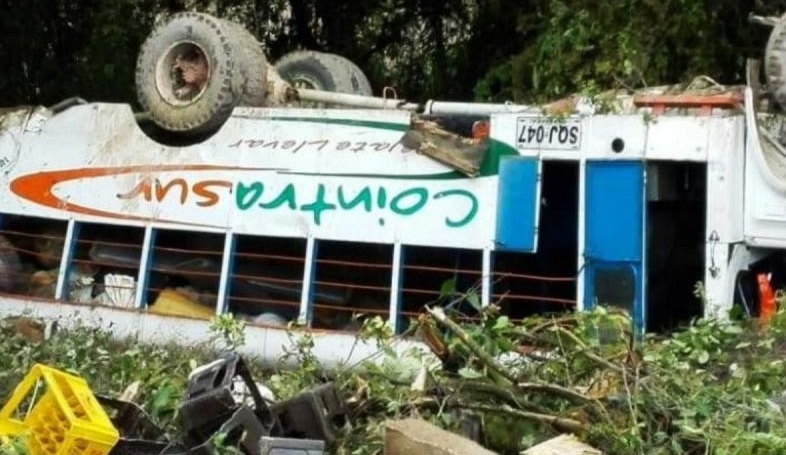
[645,161,706,332]
[494,160,579,319]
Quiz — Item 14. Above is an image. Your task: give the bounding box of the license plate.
[516,117,582,150]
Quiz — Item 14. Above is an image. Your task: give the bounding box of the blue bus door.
[495,156,540,253]
[583,161,646,334]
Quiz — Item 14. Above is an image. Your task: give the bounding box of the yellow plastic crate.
[0,364,119,455]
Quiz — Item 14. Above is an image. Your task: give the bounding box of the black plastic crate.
[185,406,268,455]
[270,383,347,443]
[179,353,279,445]
[260,436,324,455]
[99,395,186,455]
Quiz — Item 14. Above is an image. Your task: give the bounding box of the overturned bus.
[0,12,782,366]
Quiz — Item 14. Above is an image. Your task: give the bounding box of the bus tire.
[319,52,373,96]
[765,14,786,111]
[135,12,268,135]
[275,50,373,96]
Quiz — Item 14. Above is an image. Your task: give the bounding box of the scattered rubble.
[521,434,602,455]
[5,303,786,454]
[0,316,55,343]
[0,353,350,455]
[384,418,497,455]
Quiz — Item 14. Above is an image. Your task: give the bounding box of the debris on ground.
[0,353,349,455]
[384,418,498,455]
[0,364,120,455]
[520,434,602,455]
[260,436,324,455]
[4,303,786,454]
[401,119,488,177]
[1,316,56,343]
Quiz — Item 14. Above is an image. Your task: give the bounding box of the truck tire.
[766,14,786,111]
[320,52,373,96]
[275,50,373,97]
[135,12,268,135]
[219,16,269,96]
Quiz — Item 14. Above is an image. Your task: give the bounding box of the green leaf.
[696,350,710,365]
[733,364,748,379]
[440,278,457,298]
[493,316,511,331]
[458,367,485,379]
[722,324,743,335]
[151,382,177,416]
[466,291,481,312]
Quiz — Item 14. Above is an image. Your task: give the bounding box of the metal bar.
[47,96,88,114]
[422,100,539,116]
[296,88,538,116]
[639,163,648,335]
[632,264,645,338]
[748,14,779,27]
[54,219,79,301]
[388,242,403,333]
[481,246,492,307]
[633,93,743,109]
[532,160,543,252]
[298,236,318,326]
[576,157,587,311]
[216,232,236,314]
[134,225,156,309]
[296,88,418,110]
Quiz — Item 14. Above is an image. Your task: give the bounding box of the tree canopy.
[0,0,783,108]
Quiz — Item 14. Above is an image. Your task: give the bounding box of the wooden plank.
[401,120,488,177]
[521,434,602,455]
[384,418,498,455]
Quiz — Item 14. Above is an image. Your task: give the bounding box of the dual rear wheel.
[135,12,373,136]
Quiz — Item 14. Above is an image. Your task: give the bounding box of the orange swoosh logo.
[10,165,280,227]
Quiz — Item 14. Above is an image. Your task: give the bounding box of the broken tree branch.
[553,326,625,374]
[447,379,551,414]
[425,306,518,384]
[516,382,592,404]
[414,397,588,433]
[464,402,588,434]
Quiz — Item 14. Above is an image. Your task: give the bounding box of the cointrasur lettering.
[117,176,479,227]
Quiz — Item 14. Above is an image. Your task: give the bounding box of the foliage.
[209,313,248,352]
[505,0,758,102]
[0,316,217,437]
[5,306,786,454]
[0,0,779,108]
[209,431,244,455]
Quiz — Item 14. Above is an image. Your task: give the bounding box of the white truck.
[0,11,783,365]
